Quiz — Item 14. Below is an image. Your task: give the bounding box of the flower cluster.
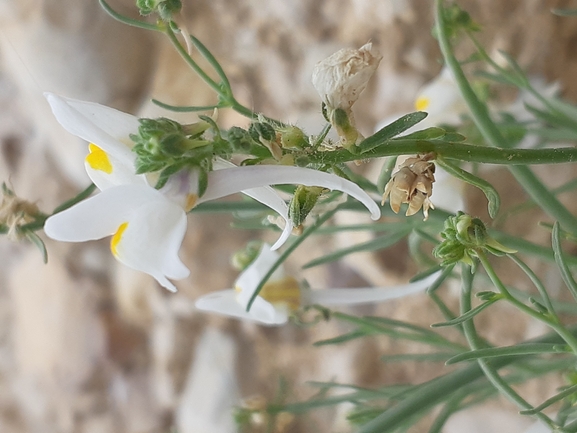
[382,153,436,220]
[42,94,380,292]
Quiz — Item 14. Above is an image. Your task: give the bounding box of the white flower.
[195,244,440,326]
[43,94,380,292]
[312,43,382,145]
[413,66,467,127]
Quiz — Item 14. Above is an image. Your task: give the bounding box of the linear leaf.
[431,298,500,328]
[359,112,428,153]
[446,343,566,365]
[436,158,500,218]
[302,228,410,269]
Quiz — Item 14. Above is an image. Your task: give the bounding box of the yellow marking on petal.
[185,193,198,212]
[415,96,430,112]
[259,276,302,311]
[110,222,129,257]
[86,143,113,174]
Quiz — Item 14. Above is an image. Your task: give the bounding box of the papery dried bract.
[382,154,436,220]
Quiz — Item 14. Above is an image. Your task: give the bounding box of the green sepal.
[289,185,324,227]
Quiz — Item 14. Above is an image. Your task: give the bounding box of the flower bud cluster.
[382,154,436,220]
[136,0,182,21]
[433,211,516,267]
[130,117,211,176]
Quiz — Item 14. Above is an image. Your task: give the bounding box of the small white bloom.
[413,66,467,126]
[44,94,380,291]
[195,244,440,326]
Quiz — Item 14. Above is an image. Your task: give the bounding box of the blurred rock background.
[0,0,575,432]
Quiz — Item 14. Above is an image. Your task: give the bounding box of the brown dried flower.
[382,154,436,220]
[0,184,40,241]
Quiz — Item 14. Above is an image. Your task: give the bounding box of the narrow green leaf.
[359,112,428,153]
[438,131,467,142]
[552,222,577,302]
[188,35,232,90]
[152,99,222,112]
[525,104,577,133]
[399,127,446,140]
[552,8,577,16]
[543,96,577,124]
[446,343,566,365]
[26,231,48,264]
[313,330,369,346]
[302,229,410,269]
[521,383,577,415]
[381,352,454,363]
[431,298,500,327]
[436,158,500,218]
[99,0,160,31]
[52,184,97,214]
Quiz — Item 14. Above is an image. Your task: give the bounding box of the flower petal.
[85,144,148,191]
[112,200,189,292]
[241,187,292,250]
[44,184,189,292]
[303,270,442,306]
[195,290,289,325]
[235,244,286,307]
[414,67,466,124]
[211,158,293,250]
[44,93,138,165]
[199,165,381,220]
[44,184,159,242]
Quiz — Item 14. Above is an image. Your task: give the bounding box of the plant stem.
[459,264,559,429]
[435,0,577,231]
[307,140,577,165]
[478,251,577,356]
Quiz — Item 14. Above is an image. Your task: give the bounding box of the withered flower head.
[312,43,382,147]
[0,184,40,241]
[382,154,436,220]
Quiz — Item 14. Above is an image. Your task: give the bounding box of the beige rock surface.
[0,0,576,432]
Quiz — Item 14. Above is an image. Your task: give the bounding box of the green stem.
[19,184,97,232]
[307,140,577,165]
[435,0,577,231]
[459,264,559,429]
[99,0,160,31]
[165,26,223,95]
[357,322,574,433]
[478,251,577,356]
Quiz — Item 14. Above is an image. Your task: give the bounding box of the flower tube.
[195,244,440,325]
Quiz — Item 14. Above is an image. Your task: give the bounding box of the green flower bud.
[289,185,325,228]
[433,211,516,267]
[279,126,308,149]
[231,241,264,271]
[136,0,181,20]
